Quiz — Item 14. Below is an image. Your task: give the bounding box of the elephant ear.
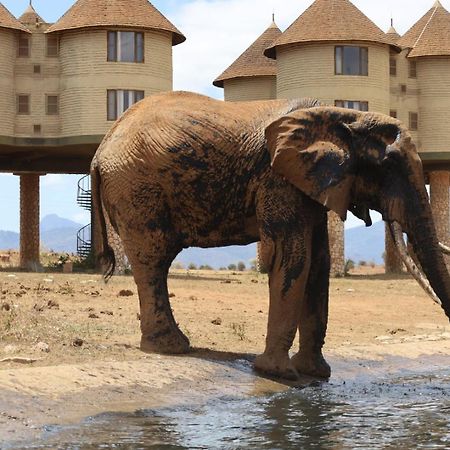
[265,108,357,220]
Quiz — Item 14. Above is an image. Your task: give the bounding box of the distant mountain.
[0,214,83,253]
[176,244,258,269]
[345,220,385,264]
[0,214,386,265]
[40,214,82,232]
[0,231,19,250]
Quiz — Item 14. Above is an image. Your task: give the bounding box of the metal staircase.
[76,175,92,258]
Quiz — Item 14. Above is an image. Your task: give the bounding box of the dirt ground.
[1,268,449,444]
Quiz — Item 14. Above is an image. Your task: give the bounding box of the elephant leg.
[254,229,312,380]
[291,212,331,378]
[123,232,189,355]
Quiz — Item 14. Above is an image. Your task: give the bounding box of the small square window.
[46,95,59,115]
[17,95,30,114]
[409,60,417,78]
[409,112,418,131]
[33,124,41,134]
[390,110,397,118]
[34,64,41,74]
[400,84,407,93]
[47,35,59,57]
[17,35,30,57]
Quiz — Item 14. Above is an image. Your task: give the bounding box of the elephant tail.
[91,160,116,281]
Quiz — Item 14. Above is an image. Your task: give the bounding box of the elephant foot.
[291,351,331,379]
[140,327,190,355]
[254,352,299,380]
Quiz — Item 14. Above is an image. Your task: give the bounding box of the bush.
[358,260,367,267]
[227,264,237,271]
[199,265,213,270]
[344,259,355,276]
[188,263,197,270]
[237,261,246,271]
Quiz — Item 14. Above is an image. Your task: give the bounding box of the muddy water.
[11,359,450,449]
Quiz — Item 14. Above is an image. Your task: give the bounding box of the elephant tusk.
[439,242,450,255]
[389,221,442,307]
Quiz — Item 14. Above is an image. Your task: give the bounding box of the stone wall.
[19,174,41,271]
[328,211,345,277]
[384,223,403,274]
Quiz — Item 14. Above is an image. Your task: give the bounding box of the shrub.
[237,261,246,271]
[188,263,197,270]
[358,260,367,267]
[344,259,355,276]
[227,264,237,271]
[199,265,213,270]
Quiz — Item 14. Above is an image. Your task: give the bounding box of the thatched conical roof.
[265,0,396,58]
[214,21,281,88]
[0,3,30,32]
[19,4,45,25]
[398,1,450,57]
[386,24,400,44]
[46,0,185,46]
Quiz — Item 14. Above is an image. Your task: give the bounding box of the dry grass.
[0,268,449,367]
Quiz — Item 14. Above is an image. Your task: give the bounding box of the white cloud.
[171,0,442,98]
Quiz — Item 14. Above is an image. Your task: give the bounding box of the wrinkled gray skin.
[91,91,450,380]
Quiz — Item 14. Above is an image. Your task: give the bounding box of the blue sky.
[0,0,443,232]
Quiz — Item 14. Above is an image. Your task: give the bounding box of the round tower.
[265,0,397,115]
[398,1,450,256]
[46,0,185,137]
[0,4,30,136]
[264,0,399,276]
[214,20,281,101]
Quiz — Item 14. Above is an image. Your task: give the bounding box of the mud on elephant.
[91,91,450,380]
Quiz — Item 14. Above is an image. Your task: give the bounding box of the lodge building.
[214,0,450,275]
[0,0,184,269]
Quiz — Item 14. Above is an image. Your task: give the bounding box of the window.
[390,110,397,118]
[335,46,368,76]
[17,95,30,114]
[409,112,418,131]
[17,35,30,57]
[107,31,144,63]
[107,90,144,121]
[47,35,59,57]
[335,100,369,112]
[33,124,41,135]
[389,56,397,76]
[46,95,59,115]
[33,64,41,74]
[409,60,417,78]
[400,84,407,93]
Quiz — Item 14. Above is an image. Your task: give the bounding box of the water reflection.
[19,369,450,450]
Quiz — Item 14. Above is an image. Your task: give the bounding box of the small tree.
[237,261,246,271]
[358,260,367,267]
[344,259,355,276]
[188,263,197,270]
[227,263,237,271]
[199,264,213,270]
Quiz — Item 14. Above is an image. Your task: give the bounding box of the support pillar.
[430,171,450,267]
[328,211,345,277]
[384,223,403,274]
[19,174,41,271]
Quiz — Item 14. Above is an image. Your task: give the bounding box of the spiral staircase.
[76,175,92,258]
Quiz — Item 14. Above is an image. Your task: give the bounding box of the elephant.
[91,91,450,380]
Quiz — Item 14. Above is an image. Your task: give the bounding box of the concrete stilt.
[19,174,41,271]
[328,211,345,277]
[385,223,403,274]
[430,171,450,267]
